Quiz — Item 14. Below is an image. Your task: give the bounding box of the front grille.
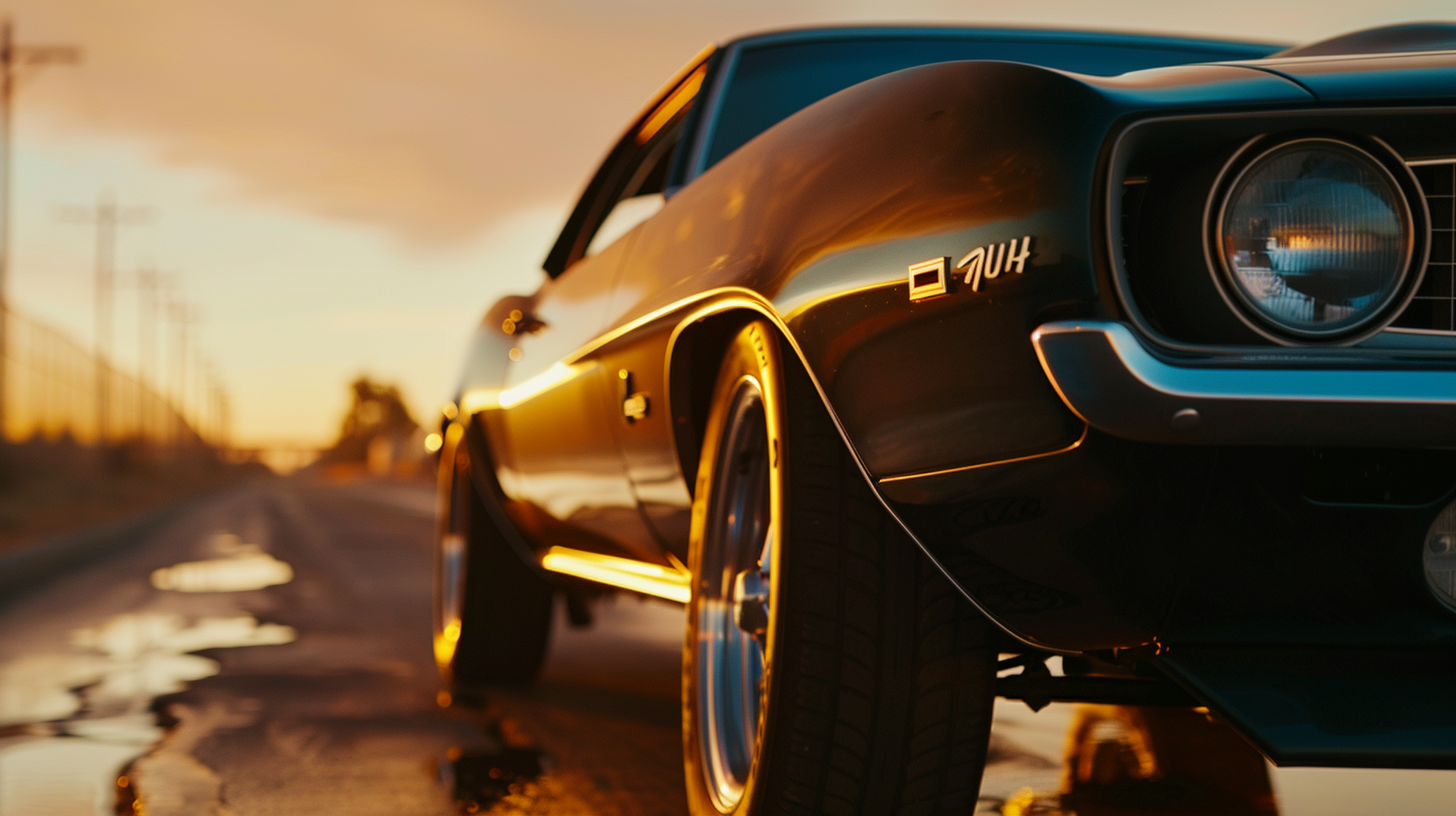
[1392,161,1456,333]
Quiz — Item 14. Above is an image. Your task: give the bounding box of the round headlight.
[1426,499,1456,613]
[1215,139,1415,340]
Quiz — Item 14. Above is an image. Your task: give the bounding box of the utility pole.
[218,389,230,452]
[60,193,149,444]
[201,358,219,447]
[0,19,79,439]
[134,266,160,444]
[167,298,199,450]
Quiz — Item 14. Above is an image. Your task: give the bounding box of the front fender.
[589,58,1311,651]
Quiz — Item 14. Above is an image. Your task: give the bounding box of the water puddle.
[439,717,549,814]
[0,530,296,815]
[150,533,294,593]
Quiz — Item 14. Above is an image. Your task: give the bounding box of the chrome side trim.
[1033,320,1456,447]
[541,545,691,603]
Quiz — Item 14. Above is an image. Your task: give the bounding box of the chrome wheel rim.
[697,378,773,812]
[434,454,469,671]
[434,532,466,669]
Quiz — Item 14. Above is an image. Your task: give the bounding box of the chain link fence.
[1,305,211,449]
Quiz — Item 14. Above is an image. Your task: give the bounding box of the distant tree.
[323,377,419,463]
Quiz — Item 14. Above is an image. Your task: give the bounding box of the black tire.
[434,426,555,687]
[682,321,998,816]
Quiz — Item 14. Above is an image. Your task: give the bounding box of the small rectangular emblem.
[907,257,951,302]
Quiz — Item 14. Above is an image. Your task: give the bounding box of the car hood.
[1234,50,1456,103]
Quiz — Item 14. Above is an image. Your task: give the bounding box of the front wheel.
[434,425,555,688]
[683,321,998,816]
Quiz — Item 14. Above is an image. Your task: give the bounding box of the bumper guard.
[1031,320,1456,448]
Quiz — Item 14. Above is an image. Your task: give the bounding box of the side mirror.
[457,295,537,397]
[484,295,538,336]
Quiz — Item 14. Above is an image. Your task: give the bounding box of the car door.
[489,238,663,564]
[487,51,714,567]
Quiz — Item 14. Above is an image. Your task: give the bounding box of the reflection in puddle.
[71,614,296,705]
[0,529,298,815]
[0,613,294,815]
[979,700,1456,816]
[0,736,145,815]
[0,614,293,728]
[980,702,1277,816]
[441,718,549,814]
[150,534,294,593]
[1060,706,1275,816]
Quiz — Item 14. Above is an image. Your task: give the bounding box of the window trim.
[542,44,716,278]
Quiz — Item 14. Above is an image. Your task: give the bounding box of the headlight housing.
[1212,138,1417,342]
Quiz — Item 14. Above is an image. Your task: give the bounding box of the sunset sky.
[2,0,1449,448]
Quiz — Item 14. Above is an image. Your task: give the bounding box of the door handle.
[618,369,650,423]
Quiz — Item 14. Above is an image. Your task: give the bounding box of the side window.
[542,57,708,276]
[584,133,675,257]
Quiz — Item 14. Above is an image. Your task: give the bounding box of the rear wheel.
[683,321,999,816]
[434,426,555,687]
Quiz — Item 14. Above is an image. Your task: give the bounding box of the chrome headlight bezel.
[1206,136,1426,345]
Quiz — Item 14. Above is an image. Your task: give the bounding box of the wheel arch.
[663,297,837,499]
[661,296,1061,653]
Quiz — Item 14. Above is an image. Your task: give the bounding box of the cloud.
[6,0,713,246]
[2,0,1446,247]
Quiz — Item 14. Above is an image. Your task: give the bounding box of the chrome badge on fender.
[907,235,1034,302]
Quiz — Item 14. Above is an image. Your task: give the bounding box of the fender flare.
[658,289,1071,654]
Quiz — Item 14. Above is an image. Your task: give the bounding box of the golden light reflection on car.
[458,389,499,416]
[434,527,467,672]
[496,362,584,410]
[540,545,691,603]
[636,56,710,145]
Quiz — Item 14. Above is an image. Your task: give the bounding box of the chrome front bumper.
[1031,320,1456,448]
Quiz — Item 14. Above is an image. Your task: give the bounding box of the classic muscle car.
[433,22,1456,815]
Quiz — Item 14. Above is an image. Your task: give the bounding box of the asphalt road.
[0,478,1450,816]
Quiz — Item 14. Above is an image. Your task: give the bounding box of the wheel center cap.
[732,568,769,645]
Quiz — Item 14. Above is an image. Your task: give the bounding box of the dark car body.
[445,24,1456,770]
